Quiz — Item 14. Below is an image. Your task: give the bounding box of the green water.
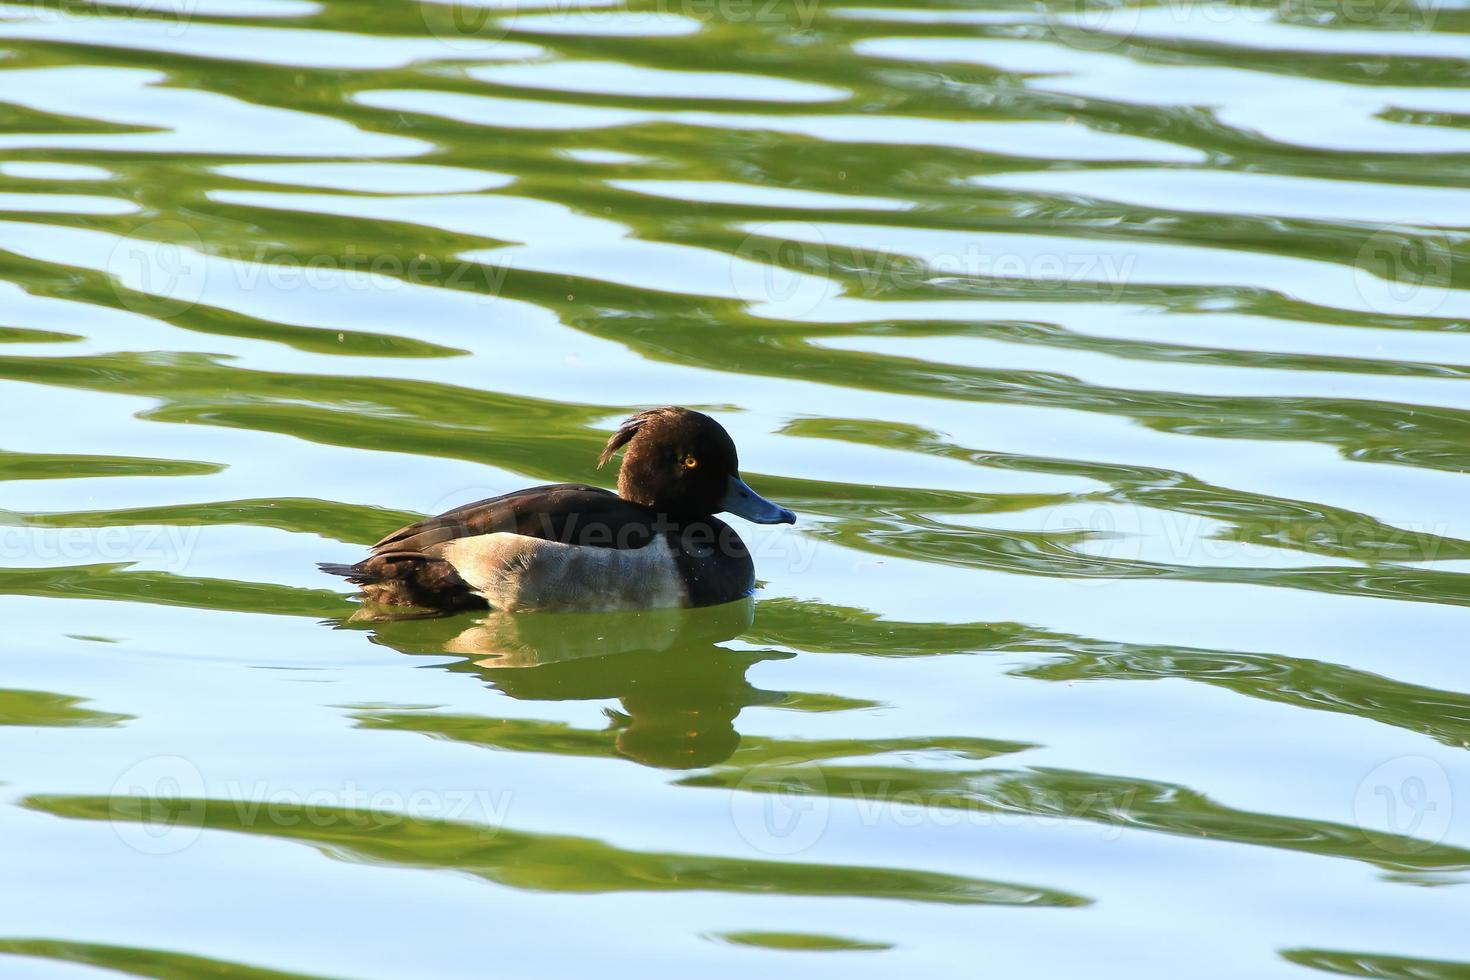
[1,0,1468,975]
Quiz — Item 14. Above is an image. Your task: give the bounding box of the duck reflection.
[342,598,789,769]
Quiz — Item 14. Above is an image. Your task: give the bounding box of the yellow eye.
[682,454,699,469]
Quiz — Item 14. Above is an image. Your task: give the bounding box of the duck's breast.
[673,519,756,607]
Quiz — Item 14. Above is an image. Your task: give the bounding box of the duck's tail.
[318,553,485,610]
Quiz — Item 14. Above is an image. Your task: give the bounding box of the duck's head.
[599,407,796,525]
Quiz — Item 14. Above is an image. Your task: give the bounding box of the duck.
[319,407,796,612]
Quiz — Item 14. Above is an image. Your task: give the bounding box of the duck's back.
[376,484,658,553]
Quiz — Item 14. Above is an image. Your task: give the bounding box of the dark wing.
[371,484,660,555]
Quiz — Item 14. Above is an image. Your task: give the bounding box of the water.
[0,0,1468,975]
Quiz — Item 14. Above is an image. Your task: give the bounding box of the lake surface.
[1,0,1468,975]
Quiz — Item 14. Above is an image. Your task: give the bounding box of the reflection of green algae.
[0,938,333,980]
[16,496,420,546]
[782,416,1470,566]
[0,327,79,344]
[1281,946,1470,979]
[684,763,1470,881]
[0,689,131,728]
[0,564,352,619]
[707,931,893,953]
[754,598,1470,751]
[0,349,614,482]
[0,449,220,483]
[26,794,1089,908]
[772,690,881,712]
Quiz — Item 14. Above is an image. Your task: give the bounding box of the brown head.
[599,407,795,525]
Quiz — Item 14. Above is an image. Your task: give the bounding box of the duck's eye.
[682,454,699,469]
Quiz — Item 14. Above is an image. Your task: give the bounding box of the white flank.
[440,533,686,612]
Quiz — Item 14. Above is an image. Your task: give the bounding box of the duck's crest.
[598,407,677,468]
